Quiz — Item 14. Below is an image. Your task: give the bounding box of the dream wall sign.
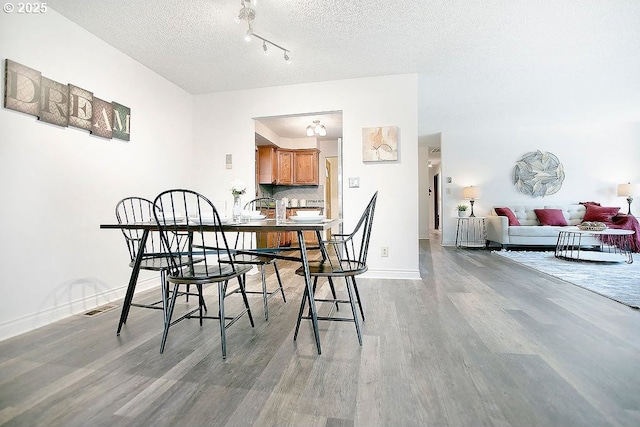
[3,59,131,141]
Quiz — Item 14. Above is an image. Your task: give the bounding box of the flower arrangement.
[457,204,468,211]
[230,179,246,197]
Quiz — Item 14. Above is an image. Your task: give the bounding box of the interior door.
[434,173,440,230]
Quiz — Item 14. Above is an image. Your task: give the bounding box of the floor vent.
[84,304,118,316]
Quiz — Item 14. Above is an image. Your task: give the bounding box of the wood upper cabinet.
[293,149,319,185]
[257,146,319,186]
[257,146,278,184]
[276,150,294,185]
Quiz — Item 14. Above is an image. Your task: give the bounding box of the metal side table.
[455,216,487,248]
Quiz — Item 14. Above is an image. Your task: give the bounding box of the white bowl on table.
[294,210,321,217]
[157,212,186,222]
[242,209,266,220]
[188,213,218,224]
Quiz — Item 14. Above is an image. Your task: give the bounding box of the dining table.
[100,216,342,355]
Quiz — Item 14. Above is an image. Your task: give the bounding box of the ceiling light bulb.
[263,41,268,54]
[306,125,314,137]
[318,125,327,137]
[244,28,252,42]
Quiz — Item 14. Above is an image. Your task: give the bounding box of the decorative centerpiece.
[578,221,607,231]
[230,179,246,221]
[457,204,468,217]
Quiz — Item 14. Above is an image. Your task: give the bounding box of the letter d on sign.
[4,59,41,117]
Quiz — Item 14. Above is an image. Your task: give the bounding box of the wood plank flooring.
[1,239,639,426]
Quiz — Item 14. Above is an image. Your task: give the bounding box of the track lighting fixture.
[236,0,290,62]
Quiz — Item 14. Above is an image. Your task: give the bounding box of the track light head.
[237,0,290,62]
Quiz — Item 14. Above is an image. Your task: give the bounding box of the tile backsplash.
[258,185,325,207]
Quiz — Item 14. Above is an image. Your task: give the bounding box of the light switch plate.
[226,154,232,169]
[349,177,360,188]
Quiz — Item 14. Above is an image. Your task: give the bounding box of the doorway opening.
[253,111,343,227]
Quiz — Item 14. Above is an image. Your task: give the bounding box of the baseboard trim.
[0,276,159,342]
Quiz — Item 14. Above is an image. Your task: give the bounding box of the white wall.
[439,123,640,245]
[191,75,421,279]
[0,11,193,340]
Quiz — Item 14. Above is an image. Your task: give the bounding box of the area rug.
[492,250,640,309]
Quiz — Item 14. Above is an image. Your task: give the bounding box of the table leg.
[298,230,321,354]
[117,229,149,335]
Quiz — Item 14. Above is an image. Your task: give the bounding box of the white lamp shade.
[462,186,480,200]
[617,183,639,197]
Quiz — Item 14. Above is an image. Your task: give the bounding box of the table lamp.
[617,182,639,215]
[462,185,481,217]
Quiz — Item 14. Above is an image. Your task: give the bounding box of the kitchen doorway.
[253,111,343,226]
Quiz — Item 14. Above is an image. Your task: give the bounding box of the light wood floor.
[1,239,640,427]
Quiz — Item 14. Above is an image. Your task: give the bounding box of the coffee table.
[555,226,634,263]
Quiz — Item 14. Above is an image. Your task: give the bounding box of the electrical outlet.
[381,247,388,257]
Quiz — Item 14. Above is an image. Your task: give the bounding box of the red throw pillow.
[583,205,620,223]
[494,207,520,226]
[534,208,568,226]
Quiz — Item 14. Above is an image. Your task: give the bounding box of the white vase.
[458,211,467,217]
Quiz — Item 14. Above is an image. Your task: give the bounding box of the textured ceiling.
[256,111,343,141]
[47,0,640,96]
[46,0,640,143]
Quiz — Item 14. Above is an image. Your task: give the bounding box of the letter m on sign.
[112,102,131,141]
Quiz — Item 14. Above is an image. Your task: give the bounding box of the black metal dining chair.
[232,197,286,320]
[115,197,198,328]
[294,191,378,345]
[153,189,254,358]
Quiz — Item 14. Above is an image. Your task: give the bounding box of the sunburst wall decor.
[512,150,564,197]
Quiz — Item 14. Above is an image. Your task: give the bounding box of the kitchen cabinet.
[256,207,322,248]
[256,209,286,249]
[257,146,278,185]
[277,150,294,185]
[289,208,321,247]
[257,146,319,186]
[293,150,319,185]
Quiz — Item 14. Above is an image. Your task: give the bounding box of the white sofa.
[485,204,600,248]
